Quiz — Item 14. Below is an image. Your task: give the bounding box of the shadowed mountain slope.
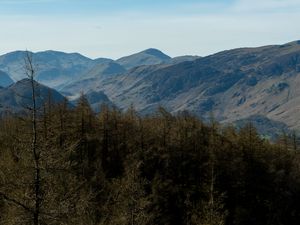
[0,79,67,114]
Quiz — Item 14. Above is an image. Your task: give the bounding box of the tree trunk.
[26,51,41,225]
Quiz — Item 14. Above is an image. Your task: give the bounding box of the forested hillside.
[1,96,300,225]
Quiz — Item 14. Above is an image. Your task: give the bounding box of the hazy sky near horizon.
[0,0,300,59]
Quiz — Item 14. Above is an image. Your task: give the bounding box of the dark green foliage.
[0,101,300,225]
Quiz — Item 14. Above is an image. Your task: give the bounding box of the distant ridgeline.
[1,40,300,138]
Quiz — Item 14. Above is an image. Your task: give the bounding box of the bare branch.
[0,191,33,214]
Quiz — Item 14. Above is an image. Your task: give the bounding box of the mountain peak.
[116,48,171,69]
[142,48,171,59]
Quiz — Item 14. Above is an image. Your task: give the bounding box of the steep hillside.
[66,41,300,130]
[0,70,14,87]
[0,79,67,114]
[60,61,126,93]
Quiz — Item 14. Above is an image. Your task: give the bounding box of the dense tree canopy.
[0,98,300,225]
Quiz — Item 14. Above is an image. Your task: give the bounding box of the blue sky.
[0,0,231,14]
[0,0,300,59]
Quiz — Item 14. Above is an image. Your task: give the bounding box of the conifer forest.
[1,92,300,224]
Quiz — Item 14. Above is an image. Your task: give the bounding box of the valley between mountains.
[1,41,300,138]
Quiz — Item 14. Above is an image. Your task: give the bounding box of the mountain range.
[1,41,300,138]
